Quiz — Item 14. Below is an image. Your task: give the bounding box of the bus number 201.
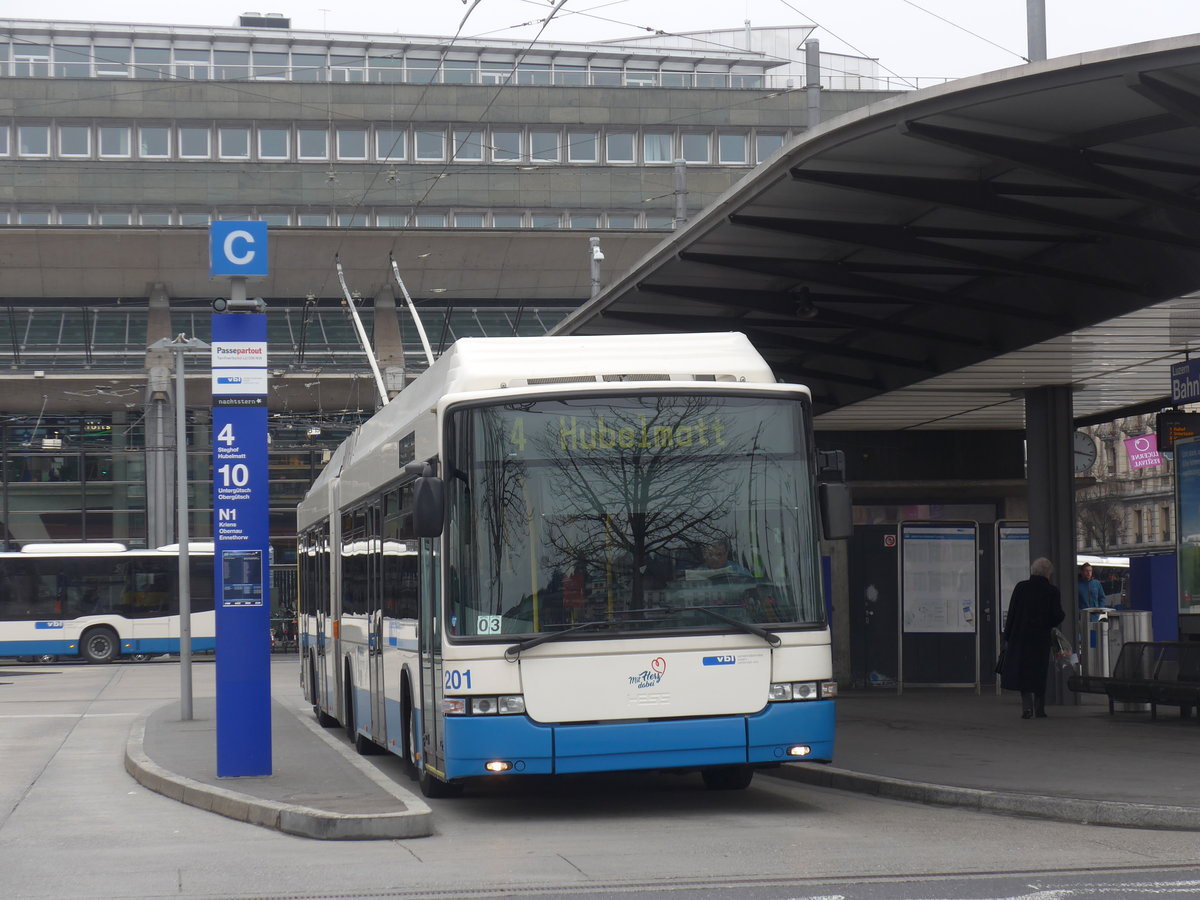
[444,669,472,690]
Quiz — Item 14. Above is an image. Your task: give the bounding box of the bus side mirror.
[818,481,853,541]
[413,475,445,537]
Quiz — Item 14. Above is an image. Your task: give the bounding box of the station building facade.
[0,15,903,563]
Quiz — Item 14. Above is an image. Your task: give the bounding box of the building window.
[18,211,52,225]
[1135,509,1144,543]
[338,212,367,226]
[406,56,439,84]
[626,69,657,87]
[569,214,599,228]
[174,48,210,81]
[376,212,407,227]
[13,45,50,78]
[415,213,446,227]
[681,133,709,163]
[553,65,586,86]
[755,133,784,162]
[367,55,404,84]
[139,212,172,225]
[99,211,131,225]
[643,132,673,163]
[297,129,329,159]
[695,72,725,88]
[415,130,446,161]
[491,213,523,227]
[139,126,170,158]
[258,212,290,226]
[0,126,8,156]
[491,130,520,162]
[481,62,514,85]
[566,132,597,163]
[291,53,327,83]
[590,65,621,86]
[530,131,560,162]
[605,132,634,163]
[452,130,483,161]
[517,63,551,85]
[179,212,211,225]
[646,215,675,228]
[99,126,131,157]
[18,125,50,157]
[531,214,561,228]
[718,133,748,164]
[607,213,637,228]
[58,211,91,225]
[253,51,288,80]
[453,213,485,227]
[443,60,477,84]
[258,127,289,159]
[58,125,91,157]
[95,46,131,77]
[330,54,365,83]
[213,50,250,81]
[219,127,251,159]
[1163,506,1171,541]
[297,213,329,226]
[375,128,406,161]
[134,47,170,79]
[660,71,690,88]
[336,129,368,160]
[178,127,211,159]
[54,45,91,78]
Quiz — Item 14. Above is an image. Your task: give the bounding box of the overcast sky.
[25,0,1200,79]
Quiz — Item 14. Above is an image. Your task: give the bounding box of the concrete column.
[1024,384,1075,705]
[144,285,174,549]
[371,285,407,397]
[805,40,822,128]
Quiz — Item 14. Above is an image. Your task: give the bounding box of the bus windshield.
[445,393,823,638]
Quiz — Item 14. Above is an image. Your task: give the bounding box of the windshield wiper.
[660,605,781,648]
[504,620,612,662]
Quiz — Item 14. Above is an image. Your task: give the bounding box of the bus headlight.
[468,695,525,715]
[769,681,835,702]
[443,697,467,715]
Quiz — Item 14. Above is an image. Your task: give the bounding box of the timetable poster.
[901,524,978,633]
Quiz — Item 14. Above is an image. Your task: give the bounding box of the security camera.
[591,246,605,262]
[212,297,267,313]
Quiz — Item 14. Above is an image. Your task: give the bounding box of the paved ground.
[126,675,1200,838]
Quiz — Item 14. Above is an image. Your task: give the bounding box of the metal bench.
[1067,641,1200,721]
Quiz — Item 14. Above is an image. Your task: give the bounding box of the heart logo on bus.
[651,657,667,675]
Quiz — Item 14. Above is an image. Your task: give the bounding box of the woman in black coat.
[1001,557,1066,718]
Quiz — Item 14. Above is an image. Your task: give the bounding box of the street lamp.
[149,333,210,721]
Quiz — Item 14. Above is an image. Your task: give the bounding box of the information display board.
[1176,438,1200,617]
[901,524,978,633]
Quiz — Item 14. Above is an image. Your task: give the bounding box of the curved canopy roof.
[555,34,1200,430]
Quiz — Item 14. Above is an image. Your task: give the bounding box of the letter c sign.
[210,221,269,277]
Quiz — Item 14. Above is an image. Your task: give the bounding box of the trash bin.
[1079,608,1153,710]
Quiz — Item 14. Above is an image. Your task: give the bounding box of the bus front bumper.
[442,700,834,779]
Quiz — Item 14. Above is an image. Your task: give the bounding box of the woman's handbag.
[994,643,1007,675]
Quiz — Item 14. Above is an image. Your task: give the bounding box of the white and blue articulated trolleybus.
[297,333,851,796]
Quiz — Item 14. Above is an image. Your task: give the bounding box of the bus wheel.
[81,627,119,664]
[701,766,754,790]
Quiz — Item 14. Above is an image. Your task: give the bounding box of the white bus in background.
[0,543,215,662]
[298,333,851,796]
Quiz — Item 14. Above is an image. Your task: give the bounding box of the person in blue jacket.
[1077,563,1106,610]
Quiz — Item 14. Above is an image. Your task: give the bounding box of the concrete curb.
[772,764,1200,831]
[124,711,434,840]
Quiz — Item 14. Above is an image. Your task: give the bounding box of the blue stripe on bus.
[441,700,835,779]
[0,636,216,658]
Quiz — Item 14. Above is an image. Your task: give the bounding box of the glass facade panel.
[54,45,90,78]
[415,130,445,160]
[213,50,250,81]
[681,133,708,163]
[291,53,326,82]
[253,51,288,79]
[755,133,784,162]
[443,60,477,84]
[530,131,559,161]
[644,132,673,163]
[94,46,130,77]
[139,126,169,157]
[133,47,170,79]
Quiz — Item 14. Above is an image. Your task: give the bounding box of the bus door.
[367,503,387,745]
[418,537,445,775]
